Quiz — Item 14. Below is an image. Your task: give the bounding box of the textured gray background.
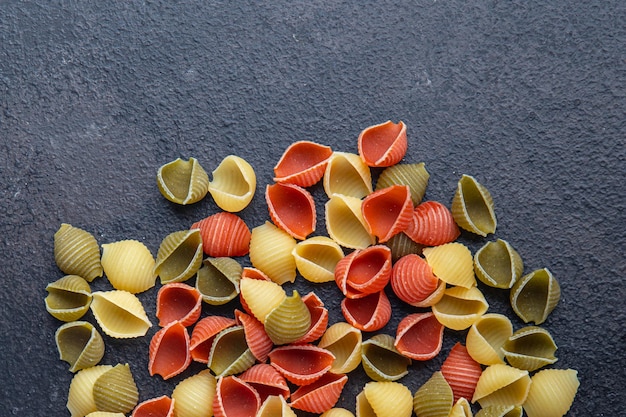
[1,1,624,415]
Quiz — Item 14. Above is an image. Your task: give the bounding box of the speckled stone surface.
[0,1,624,415]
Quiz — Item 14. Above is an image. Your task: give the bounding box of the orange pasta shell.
[191,212,251,257]
[239,363,291,402]
[440,342,483,403]
[357,120,408,167]
[132,395,174,417]
[361,185,413,242]
[213,375,261,417]
[341,290,392,332]
[290,373,348,413]
[269,344,335,386]
[235,309,274,363]
[266,183,316,240]
[334,245,392,299]
[390,254,440,306]
[148,321,191,380]
[273,140,333,187]
[156,283,202,327]
[394,312,444,360]
[405,200,460,246]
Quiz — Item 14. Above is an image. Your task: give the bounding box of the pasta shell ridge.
[148,321,192,380]
[45,274,92,322]
[213,375,261,417]
[432,286,489,331]
[189,315,236,363]
[501,326,558,372]
[359,381,413,417]
[323,151,373,199]
[273,140,333,187]
[208,325,256,377]
[239,363,290,402]
[290,372,348,414]
[361,185,414,243]
[131,395,174,417]
[423,242,476,288]
[405,200,460,246]
[235,310,274,363]
[390,254,441,307]
[523,369,579,417]
[440,342,483,403]
[54,223,103,282]
[208,154,256,212]
[156,282,202,327]
[472,364,531,408]
[154,229,203,284]
[474,239,523,289]
[156,157,210,205]
[269,344,335,386]
[394,312,444,361]
[510,268,560,325]
[55,321,105,373]
[466,313,513,366]
[361,334,411,382]
[90,290,152,338]
[318,322,363,374]
[249,221,297,284]
[451,174,497,236]
[325,194,375,249]
[191,212,251,257]
[266,183,316,240]
[93,363,139,414]
[171,369,216,417]
[341,290,392,332]
[412,371,454,417]
[375,162,430,205]
[357,120,408,167]
[101,239,157,294]
[195,257,242,305]
[292,236,344,283]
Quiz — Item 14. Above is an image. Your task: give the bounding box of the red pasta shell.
[334,245,392,299]
[156,282,202,327]
[235,309,274,363]
[191,212,251,257]
[132,395,174,417]
[290,372,348,413]
[405,200,460,246]
[265,183,316,240]
[361,185,414,242]
[269,344,335,386]
[357,120,408,167]
[394,312,444,360]
[293,292,329,344]
[148,321,191,380]
[390,254,440,306]
[273,140,333,187]
[341,290,392,332]
[440,342,483,402]
[190,315,236,363]
[213,375,261,417]
[239,363,290,402]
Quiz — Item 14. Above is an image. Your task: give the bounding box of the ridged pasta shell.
[93,363,139,414]
[357,120,408,167]
[475,405,523,417]
[293,292,329,344]
[273,140,333,187]
[390,254,442,307]
[132,395,174,417]
[195,257,242,305]
[361,185,413,243]
[208,155,256,212]
[269,344,335,386]
[326,194,376,249]
[375,162,430,205]
[384,232,425,261]
[149,321,192,380]
[502,326,558,372]
[472,364,531,408]
[154,229,203,284]
[451,174,497,236]
[90,290,152,338]
[357,381,413,417]
[86,412,127,417]
[156,283,202,327]
[101,239,157,294]
[341,290,392,332]
[55,321,105,372]
[266,183,316,240]
[290,373,348,413]
[213,376,261,417]
[334,245,392,299]
[171,369,216,417]
[190,315,236,363]
[394,312,444,361]
[45,274,92,322]
[474,239,523,289]
[318,322,363,374]
[54,223,103,282]
[67,365,113,417]
[191,212,251,257]
[423,242,476,288]
[448,398,472,417]
[293,236,344,283]
[323,152,373,199]
[412,371,453,417]
[361,334,411,382]
[405,201,460,246]
[249,221,297,284]
[157,157,210,205]
[510,268,560,325]
[239,363,290,402]
[523,369,579,417]
[321,408,355,417]
[432,286,489,331]
[264,290,312,345]
[440,342,483,403]
[466,313,513,366]
[235,310,274,363]
[239,277,286,323]
[208,325,256,377]
[258,395,297,417]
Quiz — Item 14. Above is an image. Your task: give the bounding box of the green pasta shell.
[92,364,139,414]
[451,174,497,236]
[55,321,105,372]
[154,229,204,284]
[502,326,557,372]
[45,275,92,322]
[384,232,424,262]
[361,334,411,382]
[54,223,103,282]
[474,239,523,289]
[208,325,256,377]
[412,371,453,417]
[195,257,242,305]
[264,290,312,345]
[475,405,523,417]
[510,268,560,324]
[156,157,210,205]
[375,162,430,205]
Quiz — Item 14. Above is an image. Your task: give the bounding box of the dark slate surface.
[1,1,624,415]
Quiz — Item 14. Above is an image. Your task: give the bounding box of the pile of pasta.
[45,120,579,417]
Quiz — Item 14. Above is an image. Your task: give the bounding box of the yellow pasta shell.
[171,369,216,417]
[321,408,356,417]
[84,412,127,417]
[258,395,297,417]
[239,277,286,323]
[93,363,139,414]
[249,221,297,285]
[510,268,560,325]
[358,381,413,417]
[361,334,411,382]
[90,290,152,338]
[292,236,344,283]
[55,321,105,372]
[156,157,210,205]
[323,151,373,199]
[472,364,531,408]
[154,229,204,284]
[101,239,156,293]
[375,162,430,205]
[423,242,476,288]
[264,290,312,345]
[449,398,472,417]
[208,154,256,212]
[451,174,497,236]
[412,371,453,417]
[318,322,363,374]
[466,313,513,365]
[196,257,242,305]
[67,365,113,417]
[475,405,523,417]
[474,239,523,289]
[325,194,375,250]
[45,274,92,322]
[54,223,103,282]
[432,286,489,331]
[523,369,579,417]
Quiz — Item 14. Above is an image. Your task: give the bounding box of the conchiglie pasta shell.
[358,381,413,417]
[171,369,216,417]
[466,313,513,366]
[474,239,523,289]
[258,395,297,417]
[213,375,261,417]
[323,152,373,199]
[440,342,483,403]
[67,365,113,417]
[510,268,560,325]
[318,322,363,374]
[189,315,236,363]
[326,194,376,250]
[54,223,103,282]
[264,290,312,345]
[157,157,210,205]
[156,283,202,327]
[475,405,523,417]
[273,140,333,187]
[375,162,429,205]
[208,155,256,212]
[432,286,489,331]
[191,212,251,257]
[266,183,316,240]
[293,292,329,344]
[472,364,531,408]
[208,325,256,377]
[451,174,497,236]
[357,120,408,168]
[394,312,444,361]
[523,369,579,417]
[361,334,411,382]
[239,277,286,323]
[90,290,152,338]
[132,395,174,417]
[412,371,453,417]
[321,408,355,417]
[148,321,192,380]
[293,236,344,283]
[235,310,274,363]
[101,240,156,294]
[195,257,242,305]
[269,344,335,386]
[239,363,291,402]
[55,321,104,372]
[341,290,392,332]
[290,373,348,414]
[249,221,297,284]
[390,254,442,307]
[448,398,472,417]
[361,185,414,243]
[154,229,203,284]
[405,201,460,247]
[423,242,476,288]
[93,363,139,414]
[334,245,392,299]
[502,326,558,372]
[45,274,92,322]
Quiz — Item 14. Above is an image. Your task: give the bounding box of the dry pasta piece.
[423,242,476,288]
[273,140,333,187]
[475,405,523,417]
[357,120,408,167]
[258,395,297,417]
[334,245,392,299]
[466,313,513,366]
[208,154,256,212]
[86,412,127,417]
[361,334,411,382]
[213,375,261,417]
[264,290,312,345]
[356,381,413,417]
[101,239,157,294]
[154,229,203,284]
[148,321,192,380]
[474,239,523,289]
[451,174,497,236]
[45,274,92,322]
[195,257,242,305]
[90,290,152,338]
[156,157,210,205]
[54,223,103,282]
[189,315,236,363]
[93,363,139,414]
[132,395,174,417]
[269,344,335,386]
[290,372,348,414]
[384,232,425,262]
[171,369,216,417]
[375,162,429,205]
[341,290,392,332]
[448,398,472,417]
[522,369,579,417]
[326,194,376,249]
[412,371,454,417]
[321,408,355,417]
[239,363,291,402]
[249,221,297,285]
[292,236,344,283]
[510,268,560,325]
[266,182,316,240]
[293,292,329,344]
[234,310,274,363]
[501,326,558,372]
[55,321,105,373]
[318,322,363,374]
[404,201,460,246]
[472,364,531,408]
[67,365,113,417]
[208,325,256,377]
[191,212,251,257]
[390,254,443,307]
[156,283,202,327]
[432,286,489,331]
[323,151,373,199]
[361,185,413,243]
[239,277,286,323]
[394,312,444,361]
[440,342,483,403]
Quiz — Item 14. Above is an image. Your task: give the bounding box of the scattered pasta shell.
[90,290,152,338]
[258,395,297,417]
[321,408,356,417]
[273,140,333,187]
[293,236,344,283]
[432,286,489,331]
[156,157,210,205]
[361,334,411,382]
[356,381,413,417]
[466,313,513,366]
[390,254,443,307]
[239,277,286,323]
[440,342,483,403]
[341,290,392,332]
[55,321,105,373]
[208,154,256,212]
[195,257,242,305]
[149,321,192,380]
[323,151,373,199]
[235,310,274,363]
[213,375,261,417]
[357,120,408,167]
[384,232,425,262]
[264,290,312,345]
[154,229,203,284]
[249,221,297,285]
[132,395,174,417]
[67,365,113,417]
[523,369,579,417]
[405,201,460,246]
[502,326,558,372]
[475,405,523,417]
[318,322,363,374]
[45,274,92,322]
[156,283,202,327]
[472,364,531,408]
[326,194,376,249]
[290,372,348,413]
[474,239,523,289]
[93,363,139,414]
[189,315,236,363]
[266,182,316,239]
[451,174,497,236]
[448,398,472,417]
[54,223,103,282]
[394,312,444,361]
[423,242,476,288]
[334,245,392,299]
[361,185,413,243]
[375,162,429,205]
[269,344,335,386]
[171,369,216,417]
[510,268,560,325]
[239,363,291,402]
[191,212,251,257]
[208,325,256,377]
[412,371,454,417]
[293,292,329,344]
[101,239,157,294]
